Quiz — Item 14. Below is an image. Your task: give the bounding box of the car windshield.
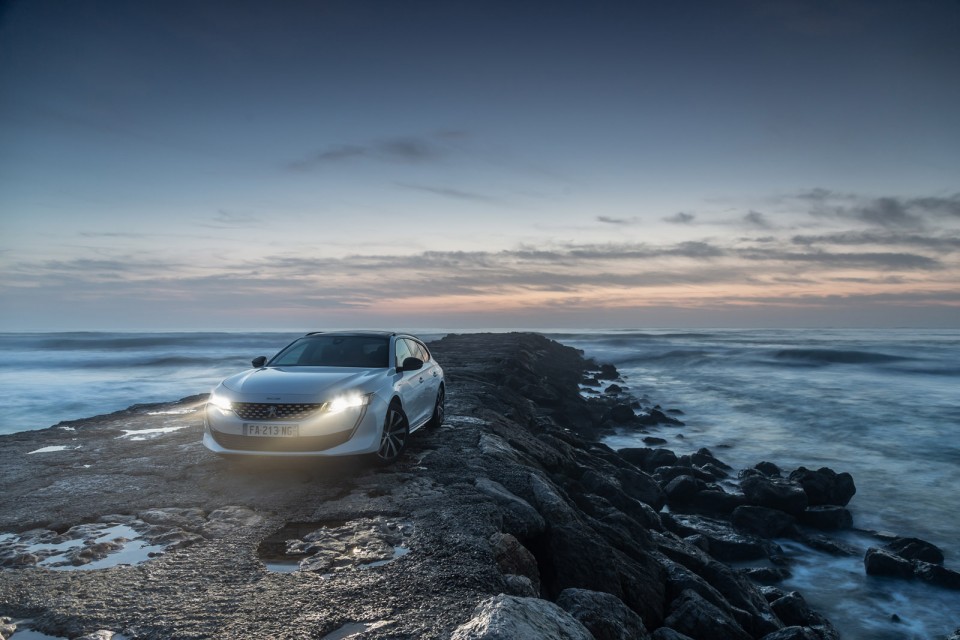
[269,335,390,368]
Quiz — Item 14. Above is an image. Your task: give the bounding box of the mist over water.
[552,329,960,639]
[0,332,302,432]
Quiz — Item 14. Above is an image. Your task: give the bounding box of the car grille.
[209,429,353,452]
[232,403,325,421]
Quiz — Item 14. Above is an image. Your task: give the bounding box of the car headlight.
[324,393,371,415]
[208,389,234,415]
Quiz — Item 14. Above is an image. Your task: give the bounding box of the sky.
[1,0,958,331]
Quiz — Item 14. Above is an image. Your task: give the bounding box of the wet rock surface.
[2,332,941,639]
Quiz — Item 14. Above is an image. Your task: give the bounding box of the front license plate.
[243,423,299,437]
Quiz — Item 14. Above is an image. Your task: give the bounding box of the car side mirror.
[400,356,423,372]
[252,356,267,368]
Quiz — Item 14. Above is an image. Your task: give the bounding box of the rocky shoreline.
[0,332,957,640]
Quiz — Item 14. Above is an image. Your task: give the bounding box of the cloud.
[396,183,499,203]
[795,190,960,229]
[737,248,941,270]
[597,215,641,225]
[664,212,696,224]
[286,133,455,171]
[791,231,960,251]
[743,211,771,228]
[206,210,260,228]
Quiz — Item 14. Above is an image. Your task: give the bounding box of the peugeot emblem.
[267,406,278,418]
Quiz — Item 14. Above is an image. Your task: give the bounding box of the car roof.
[303,330,396,337]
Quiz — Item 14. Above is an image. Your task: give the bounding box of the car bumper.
[202,395,386,457]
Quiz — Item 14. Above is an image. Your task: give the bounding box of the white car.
[202,331,444,463]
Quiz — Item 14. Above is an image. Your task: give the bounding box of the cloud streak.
[286,132,458,171]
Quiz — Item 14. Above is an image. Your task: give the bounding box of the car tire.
[426,385,445,430]
[374,402,409,464]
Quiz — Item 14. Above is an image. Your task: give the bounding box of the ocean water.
[1,329,958,637]
[554,329,960,639]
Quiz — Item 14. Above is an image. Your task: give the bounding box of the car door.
[394,338,425,424]
[405,338,439,425]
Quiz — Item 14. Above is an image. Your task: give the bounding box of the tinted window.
[395,339,412,367]
[405,338,429,362]
[270,335,389,367]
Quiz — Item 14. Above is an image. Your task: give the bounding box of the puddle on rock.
[0,513,207,571]
[259,517,413,574]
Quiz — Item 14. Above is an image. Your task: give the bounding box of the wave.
[772,349,912,365]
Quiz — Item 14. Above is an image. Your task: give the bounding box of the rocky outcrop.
[450,594,592,640]
[0,332,848,639]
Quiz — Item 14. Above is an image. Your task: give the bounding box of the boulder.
[685,489,746,517]
[663,475,705,504]
[663,514,772,561]
[743,567,792,585]
[644,437,668,445]
[450,594,593,640]
[731,505,796,538]
[759,627,821,640]
[619,448,678,473]
[651,630,696,640]
[690,448,732,471]
[913,561,960,590]
[798,506,853,531]
[556,588,651,640]
[475,477,547,539]
[605,384,624,395]
[490,533,540,594]
[754,461,782,477]
[598,364,619,380]
[864,548,914,579]
[502,574,538,598]
[884,537,944,565]
[740,475,808,515]
[608,404,637,424]
[787,467,856,507]
[662,589,752,640]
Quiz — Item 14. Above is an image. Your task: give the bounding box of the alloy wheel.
[377,405,409,462]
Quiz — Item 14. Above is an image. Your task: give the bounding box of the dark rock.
[655,465,716,484]
[787,467,856,507]
[696,463,729,480]
[638,409,685,427]
[475,477,546,539]
[556,588,652,640]
[864,547,915,579]
[651,629,696,640]
[663,514,773,562]
[615,466,667,511]
[619,448,678,473]
[769,591,815,626]
[490,533,540,594]
[760,586,786,603]
[740,475,808,515]
[582,376,601,387]
[684,489,746,517]
[798,534,857,556]
[598,364,619,380]
[759,627,821,640]
[503,574,538,597]
[690,448,732,471]
[798,506,853,531]
[732,505,796,538]
[605,384,624,395]
[643,437,668,445]
[885,537,945,565]
[913,561,960,590]
[754,461,782,477]
[664,475,706,504]
[663,589,752,640]
[608,404,637,423]
[743,566,792,584]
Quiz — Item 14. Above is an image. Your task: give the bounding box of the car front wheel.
[376,403,409,464]
[427,385,444,429]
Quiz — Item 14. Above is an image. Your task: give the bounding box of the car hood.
[220,366,388,398]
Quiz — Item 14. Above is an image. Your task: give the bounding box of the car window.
[271,336,389,367]
[405,338,429,362]
[395,338,412,367]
